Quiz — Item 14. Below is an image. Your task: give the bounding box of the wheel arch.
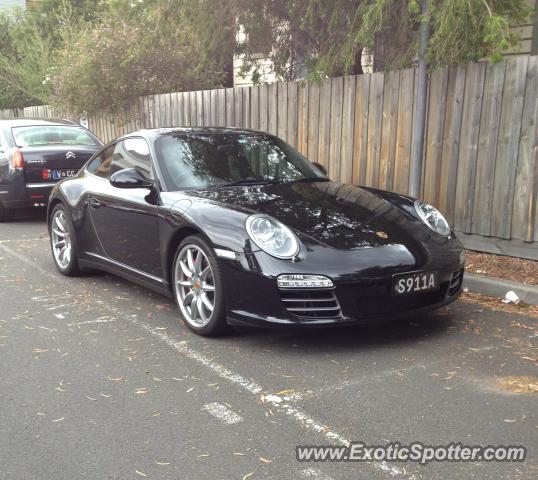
[164,225,215,287]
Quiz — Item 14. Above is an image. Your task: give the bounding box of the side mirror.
[312,162,328,176]
[110,168,153,189]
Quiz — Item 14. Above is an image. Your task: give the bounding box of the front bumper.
[220,242,465,328]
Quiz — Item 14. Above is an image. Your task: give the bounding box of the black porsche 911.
[47,127,464,336]
[0,118,102,221]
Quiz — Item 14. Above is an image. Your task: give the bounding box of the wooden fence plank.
[202,90,211,126]
[190,91,198,125]
[471,61,506,235]
[297,83,308,156]
[352,74,370,185]
[210,89,218,126]
[287,82,298,147]
[512,55,538,242]
[277,82,288,141]
[366,72,384,187]
[329,77,344,180]
[182,92,191,126]
[306,82,320,162]
[250,86,260,130]
[454,62,486,233]
[423,68,448,205]
[393,68,413,194]
[379,70,400,190]
[439,66,466,223]
[196,90,204,125]
[491,56,528,239]
[242,87,250,128]
[216,89,226,126]
[318,79,332,170]
[259,84,268,132]
[340,76,356,183]
[234,87,243,127]
[225,88,234,126]
[267,83,278,135]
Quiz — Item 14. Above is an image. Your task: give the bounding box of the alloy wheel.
[51,209,72,270]
[174,244,216,328]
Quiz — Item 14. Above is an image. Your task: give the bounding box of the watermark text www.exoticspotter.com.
[296,442,527,465]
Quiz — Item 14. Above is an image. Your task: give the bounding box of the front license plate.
[52,169,77,180]
[393,271,439,296]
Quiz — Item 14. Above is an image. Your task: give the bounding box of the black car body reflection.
[48,128,464,336]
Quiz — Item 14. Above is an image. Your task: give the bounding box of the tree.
[51,0,236,116]
[234,0,533,80]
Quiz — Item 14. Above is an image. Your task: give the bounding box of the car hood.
[183,181,425,250]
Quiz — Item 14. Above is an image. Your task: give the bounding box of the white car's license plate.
[52,169,77,180]
[393,271,439,296]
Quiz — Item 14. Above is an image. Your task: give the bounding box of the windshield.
[12,125,100,148]
[155,132,327,190]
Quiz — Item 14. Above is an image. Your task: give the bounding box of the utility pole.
[409,0,430,198]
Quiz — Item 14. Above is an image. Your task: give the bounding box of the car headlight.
[414,200,451,236]
[246,214,299,259]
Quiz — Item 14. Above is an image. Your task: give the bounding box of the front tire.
[172,235,229,336]
[0,202,14,222]
[50,204,81,276]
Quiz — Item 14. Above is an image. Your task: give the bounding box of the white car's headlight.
[414,200,451,237]
[246,214,299,259]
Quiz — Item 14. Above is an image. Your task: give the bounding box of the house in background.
[234,2,538,87]
[0,0,26,12]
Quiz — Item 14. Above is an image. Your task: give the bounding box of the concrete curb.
[463,272,538,306]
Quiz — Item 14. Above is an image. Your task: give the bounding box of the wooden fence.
[2,56,537,259]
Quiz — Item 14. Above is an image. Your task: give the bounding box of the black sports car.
[47,127,464,336]
[0,118,102,221]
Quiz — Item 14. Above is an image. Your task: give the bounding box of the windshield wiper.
[215,179,282,189]
[286,177,330,184]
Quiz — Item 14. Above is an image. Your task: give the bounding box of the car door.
[87,137,163,279]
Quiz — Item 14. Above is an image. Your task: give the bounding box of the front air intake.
[279,289,342,320]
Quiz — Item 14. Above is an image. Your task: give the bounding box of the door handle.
[89,197,101,209]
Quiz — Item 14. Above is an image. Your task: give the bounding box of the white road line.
[67,316,117,326]
[299,468,335,480]
[0,244,59,282]
[203,402,243,424]
[0,238,48,244]
[2,245,409,479]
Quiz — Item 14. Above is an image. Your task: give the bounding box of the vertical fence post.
[409,0,430,198]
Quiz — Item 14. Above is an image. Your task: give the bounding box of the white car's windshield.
[156,132,328,190]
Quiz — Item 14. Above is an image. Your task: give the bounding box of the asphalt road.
[0,209,536,480]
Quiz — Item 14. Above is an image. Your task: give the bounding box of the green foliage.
[51,2,232,116]
[0,0,533,112]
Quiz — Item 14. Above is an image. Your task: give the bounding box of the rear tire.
[50,204,82,276]
[172,235,230,336]
[0,202,14,222]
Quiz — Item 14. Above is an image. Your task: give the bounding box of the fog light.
[277,274,333,289]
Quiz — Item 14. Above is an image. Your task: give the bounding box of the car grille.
[280,289,342,320]
[448,268,464,296]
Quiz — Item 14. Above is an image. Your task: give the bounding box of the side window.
[86,145,115,178]
[110,138,153,180]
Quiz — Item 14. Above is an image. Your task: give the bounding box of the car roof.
[123,126,269,140]
[0,118,78,128]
